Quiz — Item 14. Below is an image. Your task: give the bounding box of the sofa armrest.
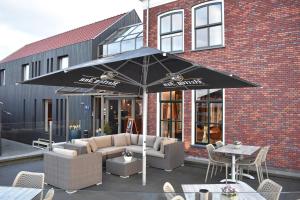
[164,142,184,166]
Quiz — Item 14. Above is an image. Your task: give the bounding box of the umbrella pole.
[142,87,148,186]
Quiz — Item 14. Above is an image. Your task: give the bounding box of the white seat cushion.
[97,146,126,156]
[126,145,143,154]
[53,148,77,157]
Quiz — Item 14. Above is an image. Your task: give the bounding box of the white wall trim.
[157,9,185,52]
[222,88,225,144]
[182,91,185,142]
[191,90,195,145]
[141,0,177,9]
[156,93,160,137]
[191,0,225,50]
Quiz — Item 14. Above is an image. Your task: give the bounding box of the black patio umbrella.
[22,47,258,185]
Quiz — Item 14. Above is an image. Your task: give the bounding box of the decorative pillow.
[113,134,127,147]
[146,135,157,147]
[153,137,163,151]
[131,134,138,145]
[88,138,98,152]
[74,140,92,154]
[160,138,176,154]
[53,148,77,157]
[93,135,112,148]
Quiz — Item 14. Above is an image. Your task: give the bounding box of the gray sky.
[0,0,143,60]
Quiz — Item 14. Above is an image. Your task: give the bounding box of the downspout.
[146,0,149,47]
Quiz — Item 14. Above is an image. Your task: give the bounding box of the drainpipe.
[146,0,149,47]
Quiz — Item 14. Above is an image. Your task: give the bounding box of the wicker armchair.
[13,171,45,200]
[163,182,176,200]
[257,179,282,200]
[205,144,231,182]
[44,188,54,200]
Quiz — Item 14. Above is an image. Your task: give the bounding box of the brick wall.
[144,0,300,171]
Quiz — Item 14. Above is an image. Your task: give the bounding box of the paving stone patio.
[0,159,299,200]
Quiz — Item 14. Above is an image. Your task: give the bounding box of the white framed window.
[158,9,184,53]
[0,69,5,86]
[192,0,224,50]
[58,56,69,70]
[22,64,30,81]
[191,89,225,146]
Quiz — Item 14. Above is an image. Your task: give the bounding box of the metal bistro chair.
[215,141,224,148]
[236,148,264,184]
[44,188,54,200]
[13,171,45,200]
[163,182,185,200]
[205,144,231,183]
[257,179,282,200]
[261,146,270,179]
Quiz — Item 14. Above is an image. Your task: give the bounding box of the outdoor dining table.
[0,186,42,200]
[182,181,266,200]
[214,144,260,182]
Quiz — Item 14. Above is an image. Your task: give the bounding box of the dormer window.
[99,23,143,58]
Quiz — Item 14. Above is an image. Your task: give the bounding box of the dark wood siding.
[0,10,141,141]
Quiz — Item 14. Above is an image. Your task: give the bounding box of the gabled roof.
[0,12,127,64]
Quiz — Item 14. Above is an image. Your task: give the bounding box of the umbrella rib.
[148,57,170,67]
[151,55,172,73]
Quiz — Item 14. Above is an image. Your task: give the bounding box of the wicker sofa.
[44,150,102,194]
[75,133,185,171]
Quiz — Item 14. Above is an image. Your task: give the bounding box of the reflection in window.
[99,23,143,57]
[159,11,183,53]
[194,2,223,49]
[160,91,182,140]
[195,89,223,145]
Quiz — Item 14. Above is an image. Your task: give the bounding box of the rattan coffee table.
[106,156,142,178]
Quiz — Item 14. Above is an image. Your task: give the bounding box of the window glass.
[22,64,30,81]
[194,2,223,49]
[196,28,208,48]
[0,70,5,86]
[124,33,139,40]
[196,7,207,27]
[59,56,69,70]
[131,25,143,34]
[172,13,182,32]
[195,89,223,145]
[209,4,222,24]
[107,42,120,55]
[161,37,171,52]
[122,26,136,36]
[160,91,182,140]
[209,25,222,46]
[172,35,183,52]
[161,15,171,34]
[99,23,143,57]
[102,45,108,57]
[136,37,143,49]
[121,39,135,52]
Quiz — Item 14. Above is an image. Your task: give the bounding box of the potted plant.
[233,137,242,149]
[69,123,81,141]
[122,150,133,162]
[221,185,238,199]
[103,123,112,135]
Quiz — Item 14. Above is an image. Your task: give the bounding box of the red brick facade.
[144,0,300,171]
